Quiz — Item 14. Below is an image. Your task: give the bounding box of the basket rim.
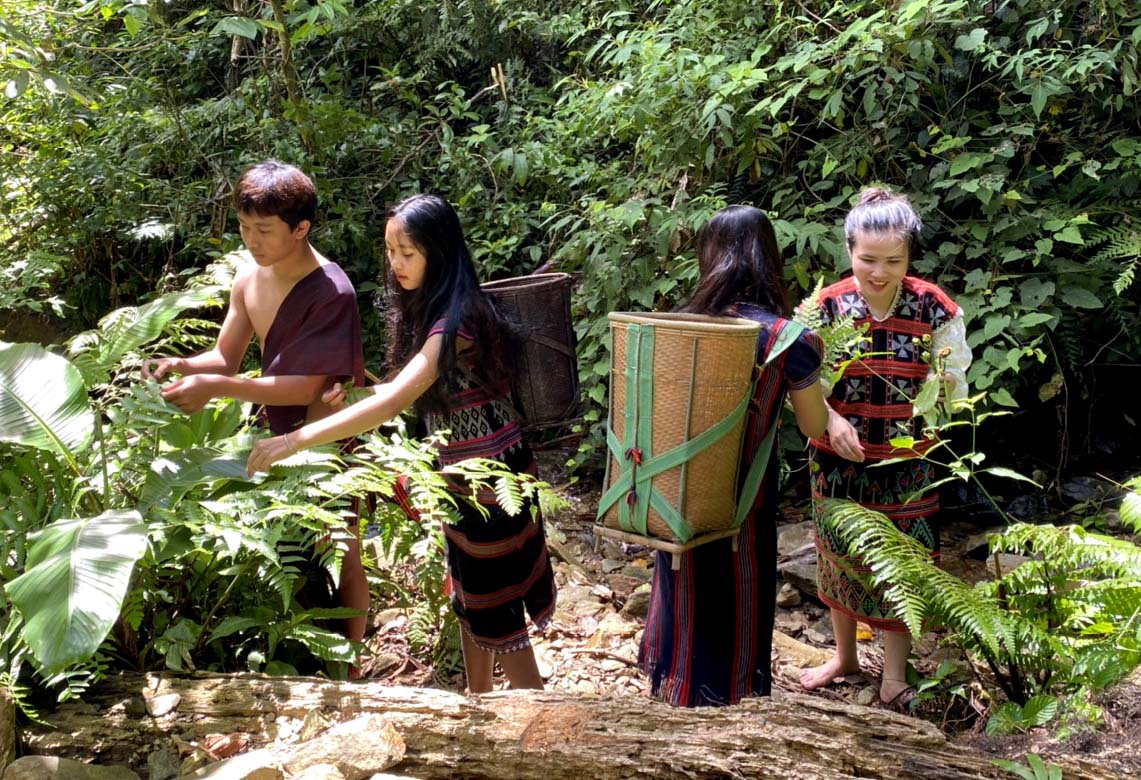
[608,311,762,333]
[481,273,573,292]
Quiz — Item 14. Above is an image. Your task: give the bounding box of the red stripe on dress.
[452,545,551,609]
[442,516,539,558]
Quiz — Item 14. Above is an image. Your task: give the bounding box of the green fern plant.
[793,277,870,390]
[1087,223,1141,295]
[818,475,1141,724]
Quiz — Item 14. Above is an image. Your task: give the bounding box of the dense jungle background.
[2,0,1141,775]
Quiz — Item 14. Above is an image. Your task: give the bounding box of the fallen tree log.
[22,673,1123,780]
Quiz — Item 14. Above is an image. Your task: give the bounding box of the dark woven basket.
[482,273,579,427]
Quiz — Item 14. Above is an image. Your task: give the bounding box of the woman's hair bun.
[857,187,895,205]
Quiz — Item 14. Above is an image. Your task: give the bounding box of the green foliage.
[3,0,1138,468]
[793,278,870,389]
[992,754,1063,780]
[6,510,145,674]
[820,476,1141,728]
[0,341,95,469]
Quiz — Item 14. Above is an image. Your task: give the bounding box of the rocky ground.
[354,450,1141,777]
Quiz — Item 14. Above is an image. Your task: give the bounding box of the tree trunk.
[22,673,1122,780]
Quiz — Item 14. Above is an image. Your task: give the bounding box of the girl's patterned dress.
[809,275,962,630]
[399,319,557,653]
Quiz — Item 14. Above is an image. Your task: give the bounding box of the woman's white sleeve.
[932,311,971,400]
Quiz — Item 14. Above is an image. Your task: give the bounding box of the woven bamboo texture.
[601,312,760,542]
[482,273,579,426]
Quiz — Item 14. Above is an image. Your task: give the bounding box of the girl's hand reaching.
[246,433,296,476]
[827,409,865,463]
[322,382,347,408]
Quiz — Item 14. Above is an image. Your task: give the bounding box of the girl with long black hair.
[639,205,829,706]
[248,194,555,691]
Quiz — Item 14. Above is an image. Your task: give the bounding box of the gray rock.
[619,564,653,582]
[962,527,1006,560]
[855,686,878,707]
[284,711,406,779]
[604,573,643,598]
[369,653,403,676]
[807,615,835,643]
[1006,494,1048,521]
[188,749,281,780]
[145,693,180,718]
[600,559,625,574]
[1061,476,1105,505]
[3,757,140,780]
[558,583,607,619]
[146,747,180,780]
[775,582,801,608]
[780,561,818,598]
[777,521,815,558]
[371,609,405,631]
[620,583,652,620]
[296,766,344,780]
[992,553,1032,577]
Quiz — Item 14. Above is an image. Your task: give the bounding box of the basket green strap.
[599,384,753,538]
[733,320,805,526]
[598,319,806,542]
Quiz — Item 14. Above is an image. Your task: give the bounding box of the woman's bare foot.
[799,655,861,690]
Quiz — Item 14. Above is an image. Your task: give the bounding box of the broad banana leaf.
[5,509,146,673]
[68,285,224,387]
[0,341,94,463]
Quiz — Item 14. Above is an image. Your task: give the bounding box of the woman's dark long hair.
[677,205,790,316]
[383,194,512,413]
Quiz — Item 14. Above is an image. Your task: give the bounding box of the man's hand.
[161,374,220,414]
[247,434,295,476]
[827,410,865,463]
[141,356,185,382]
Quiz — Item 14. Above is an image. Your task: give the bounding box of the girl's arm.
[246,335,443,475]
[788,384,829,439]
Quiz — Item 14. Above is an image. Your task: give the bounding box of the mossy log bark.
[23,673,1122,780]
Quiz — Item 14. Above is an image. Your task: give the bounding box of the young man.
[142,160,369,646]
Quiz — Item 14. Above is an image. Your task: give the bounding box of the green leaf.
[1022,695,1059,727]
[986,701,1025,735]
[913,378,940,414]
[1054,226,1084,245]
[212,17,260,40]
[0,341,94,463]
[1060,287,1102,309]
[1018,312,1055,328]
[950,152,985,177]
[68,286,223,387]
[208,616,260,642]
[991,759,1037,780]
[1019,278,1055,308]
[1121,489,1141,532]
[954,28,987,51]
[6,509,146,673]
[981,467,1040,486]
[1030,82,1049,118]
[989,388,1018,408]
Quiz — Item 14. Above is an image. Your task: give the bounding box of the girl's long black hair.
[678,205,790,317]
[383,194,513,413]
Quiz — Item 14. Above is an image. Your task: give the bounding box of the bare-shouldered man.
[141,161,368,647]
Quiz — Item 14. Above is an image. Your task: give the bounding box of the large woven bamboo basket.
[599,312,761,543]
[482,273,579,427]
